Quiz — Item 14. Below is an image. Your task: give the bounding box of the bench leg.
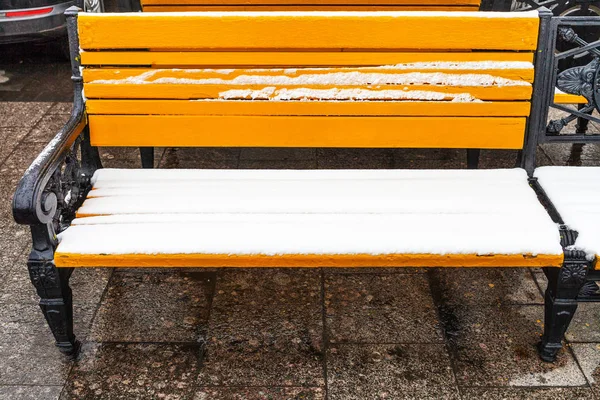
[28,227,79,358]
[538,255,588,362]
[140,147,154,169]
[466,149,480,169]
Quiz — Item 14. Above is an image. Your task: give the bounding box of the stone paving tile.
[200,269,323,386]
[161,147,240,169]
[89,270,214,343]
[430,268,543,306]
[0,303,72,385]
[317,148,395,169]
[326,267,425,274]
[0,127,29,167]
[393,148,463,161]
[22,114,69,144]
[0,262,111,341]
[14,64,72,103]
[540,143,600,166]
[212,269,320,308]
[99,147,150,169]
[61,343,201,400]
[541,143,600,163]
[0,385,62,400]
[566,303,600,343]
[460,387,595,399]
[478,150,520,169]
[239,159,317,169]
[327,343,459,399]
[240,148,316,161]
[0,183,24,229]
[0,226,30,284]
[194,387,325,399]
[570,343,600,397]
[2,143,49,176]
[535,146,555,167]
[325,273,442,344]
[394,158,466,169]
[47,102,72,115]
[0,102,51,128]
[445,305,586,387]
[0,262,109,304]
[531,270,546,295]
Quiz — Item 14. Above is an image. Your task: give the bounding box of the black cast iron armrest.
[12,5,101,244]
[12,104,91,227]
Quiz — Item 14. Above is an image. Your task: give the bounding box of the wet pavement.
[3,44,600,400]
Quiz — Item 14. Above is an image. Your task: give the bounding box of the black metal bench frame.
[11,7,600,362]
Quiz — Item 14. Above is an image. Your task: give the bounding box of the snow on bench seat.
[54,168,563,268]
[535,166,600,263]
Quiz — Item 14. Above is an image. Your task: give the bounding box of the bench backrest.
[78,11,541,150]
[139,0,481,13]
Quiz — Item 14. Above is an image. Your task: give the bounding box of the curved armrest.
[12,101,89,226]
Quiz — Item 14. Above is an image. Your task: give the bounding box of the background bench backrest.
[79,11,540,150]
[139,0,481,13]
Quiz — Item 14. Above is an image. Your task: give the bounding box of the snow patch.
[57,168,562,257]
[535,166,600,259]
[219,87,480,102]
[90,69,529,88]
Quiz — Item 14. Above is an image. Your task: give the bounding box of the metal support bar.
[522,8,555,175]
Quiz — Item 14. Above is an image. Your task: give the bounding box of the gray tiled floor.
[2,102,600,399]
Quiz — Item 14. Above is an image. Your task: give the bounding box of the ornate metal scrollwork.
[40,136,93,236]
[29,261,58,288]
[556,58,599,102]
[560,261,588,284]
[579,280,600,296]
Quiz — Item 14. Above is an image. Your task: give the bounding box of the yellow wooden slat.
[54,252,563,268]
[554,93,588,104]
[140,0,480,5]
[83,83,532,101]
[142,5,478,10]
[89,115,527,148]
[85,99,531,116]
[80,51,534,67]
[83,66,534,83]
[77,12,540,51]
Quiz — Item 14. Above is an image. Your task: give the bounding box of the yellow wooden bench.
[13,8,584,362]
[136,0,480,13]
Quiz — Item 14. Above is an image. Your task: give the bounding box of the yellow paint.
[53,252,563,268]
[554,93,588,104]
[142,5,479,10]
[80,51,534,67]
[77,12,539,51]
[83,83,532,101]
[83,66,535,83]
[85,99,531,117]
[88,115,527,149]
[140,0,480,5]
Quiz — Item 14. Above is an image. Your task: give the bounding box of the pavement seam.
[0,101,56,170]
[566,341,596,390]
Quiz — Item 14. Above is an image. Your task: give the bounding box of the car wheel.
[84,0,104,12]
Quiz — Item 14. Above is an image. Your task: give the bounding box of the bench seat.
[535,167,600,266]
[54,168,563,268]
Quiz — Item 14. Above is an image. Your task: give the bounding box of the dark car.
[0,0,105,51]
